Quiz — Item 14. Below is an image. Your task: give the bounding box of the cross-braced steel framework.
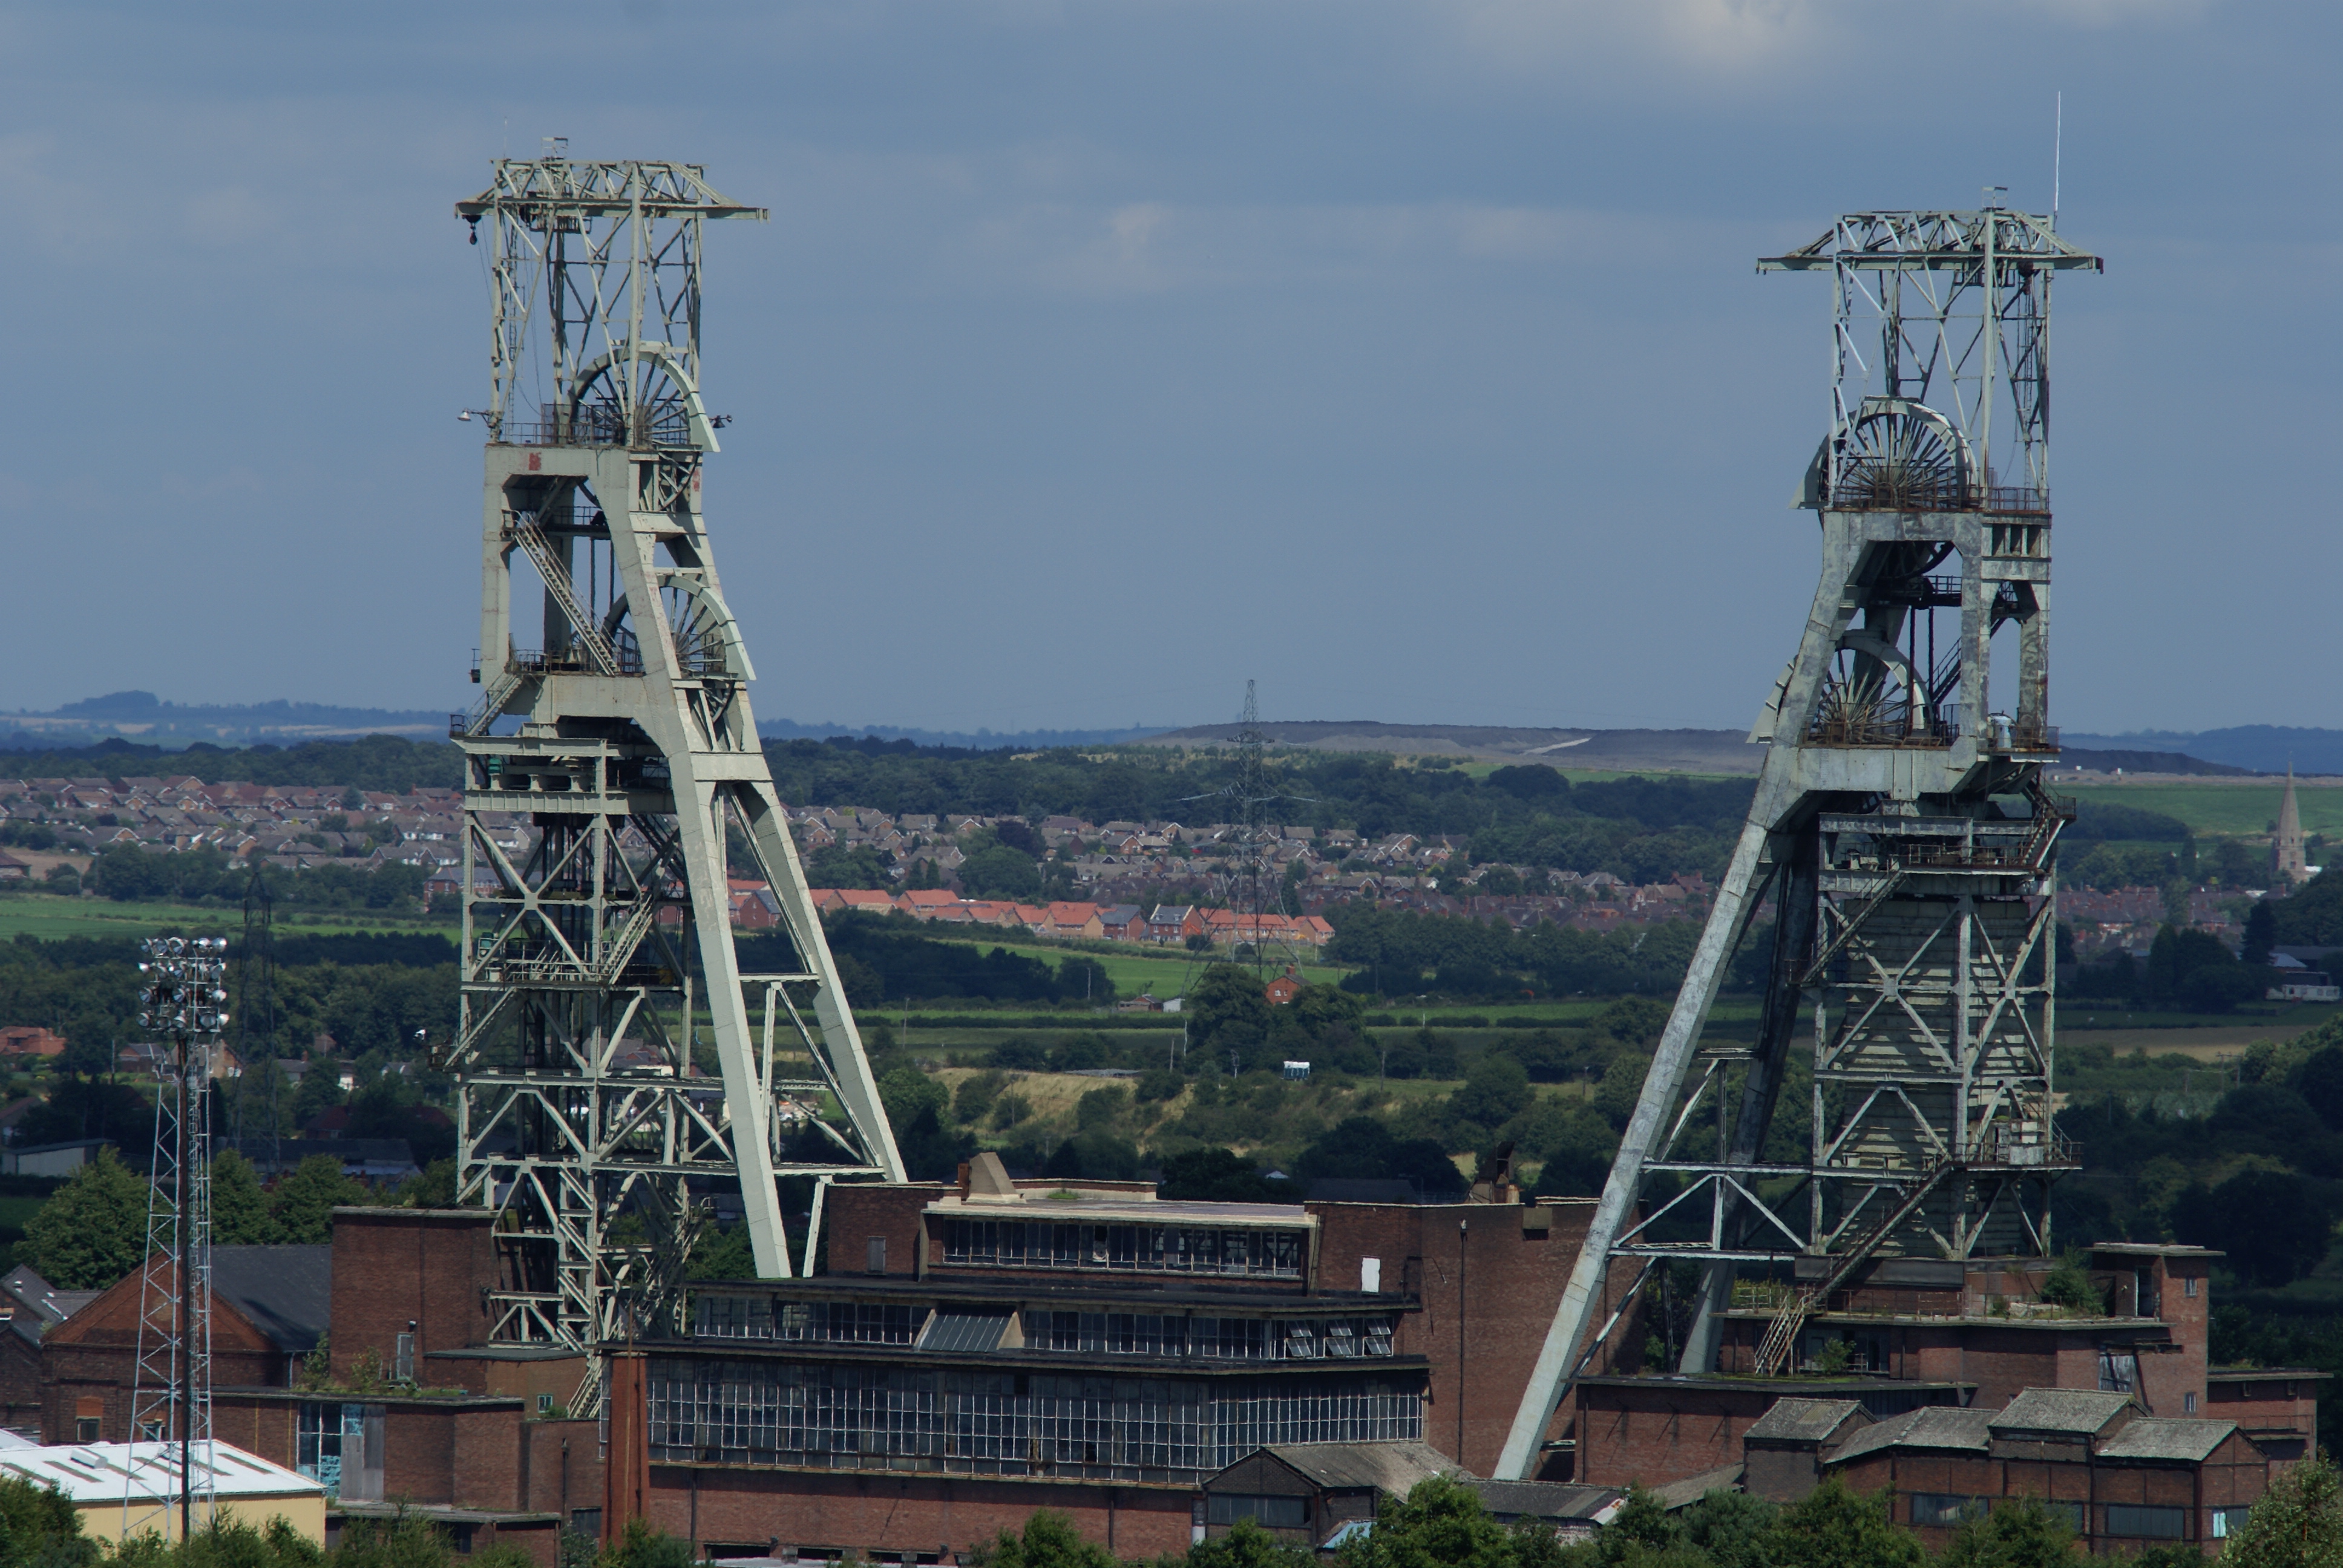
[446,156,902,1412]
[1495,207,2100,1480]
[125,936,224,1540]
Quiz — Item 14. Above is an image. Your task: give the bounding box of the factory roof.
[2096,1419,2241,1463]
[0,1439,321,1504]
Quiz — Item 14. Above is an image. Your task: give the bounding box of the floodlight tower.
[444,153,903,1408]
[1496,206,2101,1480]
[126,936,226,1540]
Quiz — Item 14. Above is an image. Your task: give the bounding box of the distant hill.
[1147,720,2245,778]
[756,717,1171,750]
[2063,727,2343,776]
[0,690,448,749]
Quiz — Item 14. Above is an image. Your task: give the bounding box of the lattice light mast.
[1496,206,2101,1480]
[444,154,902,1408]
[127,936,226,1539]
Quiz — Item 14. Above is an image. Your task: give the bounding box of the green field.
[942,938,1351,1001]
[2064,779,2343,838]
[0,893,452,943]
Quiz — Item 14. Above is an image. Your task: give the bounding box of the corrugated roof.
[1745,1398,1867,1445]
[1993,1388,2135,1436]
[1650,1463,1744,1511]
[920,1312,1009,1353]
[212,1246,331,1354]
[1259,1441,1453,1494]
[1828,1405,1994,1464]
[2096,1419,2239,1463]
[0,1440,321,1503]
[1466,1480,1620,1523]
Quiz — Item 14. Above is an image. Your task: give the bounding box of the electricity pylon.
[1496,206,2101,1480]
[1182,682,1312,975]
[444,153,902,1411]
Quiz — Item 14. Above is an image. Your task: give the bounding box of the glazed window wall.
[646,1359,1421,1479]
[940,1220,1305,1279]
[693,1297,926,1345]
[1024,1312,1396,1360]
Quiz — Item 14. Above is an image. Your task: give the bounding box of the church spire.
[2276,760,2309,884]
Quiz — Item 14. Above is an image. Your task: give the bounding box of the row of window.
[1909,1495,2246,1541]
[696,1299,927,1344]
[646,1359,1421,1476]
[939,1220,1306,1278]
[690,1299,1398,1361]
[1030,1312,1396,1361]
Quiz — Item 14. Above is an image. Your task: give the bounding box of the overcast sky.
[0,1,2333,736]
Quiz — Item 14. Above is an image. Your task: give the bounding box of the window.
[446,1525,476,1555]
[395,1333,416,1383]
[74,1420,98,1445]
[1208,1495,1308,1529]
[2212,1508,2252,1540]
[2105,1505,2186,1540]
[299,1403,387,1502]
[2184,1276,2199,1298]
[571,1511,604,1539]
[2184,1392,2198,1414]
[2039,1501,2086,1532]
[867,1237,887,1276]
[1360,1258,1381,1293]
[538,1394,554,1414]
[1910,1495,1989,1527]
[2097,1351,2139,1393]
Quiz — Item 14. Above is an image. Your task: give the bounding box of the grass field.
[947,938,1351,1001]
[2063,778,2343,838]
[0,893,453,943]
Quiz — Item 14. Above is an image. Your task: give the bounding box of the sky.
[0,0,2335,736]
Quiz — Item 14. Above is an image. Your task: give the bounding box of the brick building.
[628,1155,1628,1560]
[1575,1242,2300,1497]
[37,1217,603,1563]
[1811,1387,2281,1552]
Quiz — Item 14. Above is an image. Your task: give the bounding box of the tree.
[1758,1480,1923,1568]
[0,1468,97,1568]
[2221,1447,2343,1568]
[212,1149,275,1244]
[879,1065,949,1129]
[1185,964,1274,1064]
[1185,1518,1313,1568]
[2246,898,2279,969]
[22,1145,153,1289]
[1340,1475,1518,1568]
[981,1510,1118,1568]
[1450,1053,1531,1132]
[2174,1169,2338,1287]
[1294,1116,1466,1198]
[1677,1488,1776,1568]
[1936,1494,2082,1568]
[270,1154,368,1244]
[960,844,1043,902]
[805,844,894,890]
[1158,1148,1275,1203]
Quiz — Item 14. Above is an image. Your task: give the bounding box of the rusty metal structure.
[1498,204,2102,1479]
[444,152,902,1412]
